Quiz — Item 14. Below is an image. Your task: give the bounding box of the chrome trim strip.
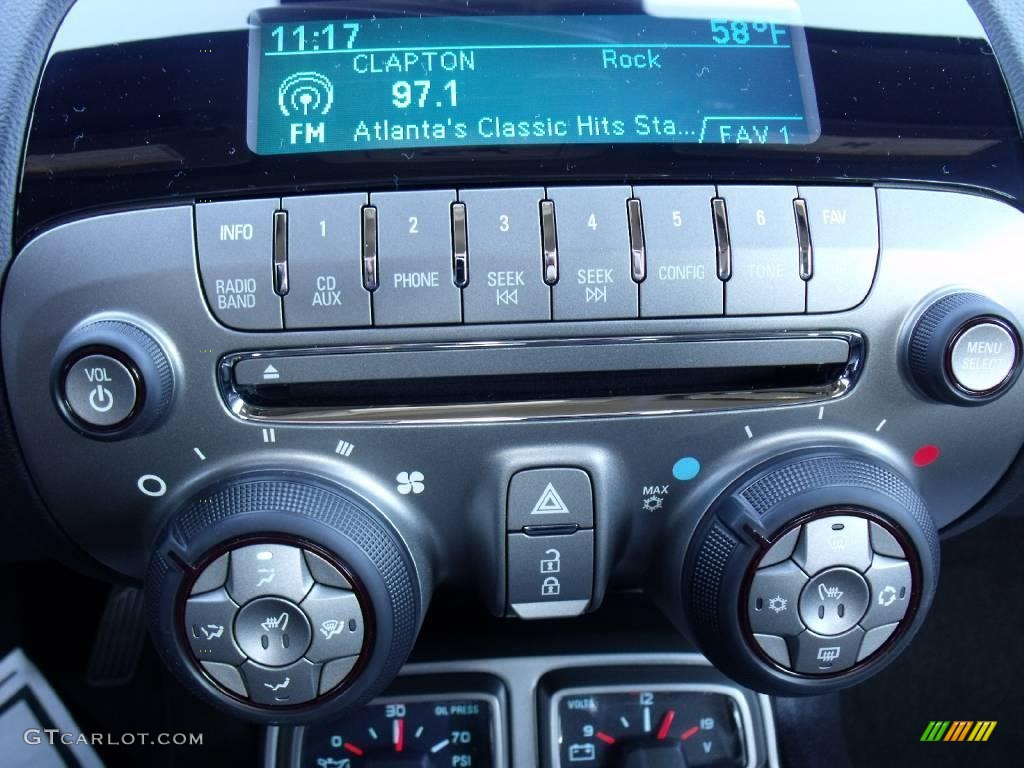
[627,197,647,283]
[361,205,379,292]
[541,199,559,286]
[452,201,469,288]
[272,210,289,297]
[794,197,814,281]
[219,332,864,425]
[712,197,732,282]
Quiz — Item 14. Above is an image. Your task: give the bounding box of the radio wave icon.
[278,72,334,117]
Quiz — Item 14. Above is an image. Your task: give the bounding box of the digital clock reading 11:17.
[269,22,362,53]
[249,14,820,155]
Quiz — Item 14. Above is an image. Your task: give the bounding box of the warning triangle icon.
[531,483,570,515]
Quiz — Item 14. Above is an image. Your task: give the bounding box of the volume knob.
[52,319,174,438]
[907,292,1022,405]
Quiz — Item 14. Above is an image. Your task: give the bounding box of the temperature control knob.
[145,473,422,724]
[907,292,1022,405]
[682,450,939,696]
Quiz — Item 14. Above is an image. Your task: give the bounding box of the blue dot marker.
[672,456,701,481]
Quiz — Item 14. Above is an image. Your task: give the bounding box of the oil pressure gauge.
[552,687,749,767]
[294,675,506,767]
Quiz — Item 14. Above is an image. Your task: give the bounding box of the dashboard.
[2,0,1024,766]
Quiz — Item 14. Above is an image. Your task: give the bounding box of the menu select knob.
[907,292,1022,405]
[682,451,939,696]
[53,319,173,437]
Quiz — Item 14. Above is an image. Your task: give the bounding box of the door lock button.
[62,353,139,428]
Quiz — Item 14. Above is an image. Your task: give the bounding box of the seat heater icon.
[261,612,290,633]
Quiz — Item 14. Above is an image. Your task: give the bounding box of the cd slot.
[223,335,860,424]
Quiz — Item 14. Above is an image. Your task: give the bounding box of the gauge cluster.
[269,657,774,768]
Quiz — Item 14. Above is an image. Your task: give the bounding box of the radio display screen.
[247,13,819,155]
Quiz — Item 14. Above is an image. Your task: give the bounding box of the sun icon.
[768,595,788,614]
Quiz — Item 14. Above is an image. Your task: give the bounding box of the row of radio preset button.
[194,185,879,330]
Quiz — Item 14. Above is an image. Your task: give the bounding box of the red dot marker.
[912,444,941,467]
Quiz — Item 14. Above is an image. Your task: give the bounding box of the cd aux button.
[460,187,549,323]
[370,190,462,326]
[633,185,722,317]
[718,185,805,315]
[282,194,371,329]
[195,198,282,330]
[548,186,638,320]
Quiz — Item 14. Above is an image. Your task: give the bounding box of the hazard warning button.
[507,468,594,531]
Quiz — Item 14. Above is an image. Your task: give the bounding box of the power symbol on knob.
[88,384,115,413]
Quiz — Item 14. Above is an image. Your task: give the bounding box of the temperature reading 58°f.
[709,20,788,45]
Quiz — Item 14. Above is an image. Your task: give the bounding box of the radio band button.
[195,198,282,330]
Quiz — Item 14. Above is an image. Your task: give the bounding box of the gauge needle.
[681,725,700,741]
[656,710,676,740]
[596,731,616,745]
[343,743,365,756]
[393,717,405,752]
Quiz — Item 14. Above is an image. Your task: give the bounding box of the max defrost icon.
[278,71,334,117]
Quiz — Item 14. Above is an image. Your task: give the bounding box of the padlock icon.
[540,548,561,574]
[541,576,561,597]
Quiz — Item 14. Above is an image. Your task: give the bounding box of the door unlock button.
[62,353,139,428]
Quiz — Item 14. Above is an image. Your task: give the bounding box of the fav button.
[799,186,879,312]
[195,198,282,330]
[62,353,138,428]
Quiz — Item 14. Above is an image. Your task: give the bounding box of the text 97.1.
[392,80,458,109]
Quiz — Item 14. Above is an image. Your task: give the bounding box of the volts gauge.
[553,687,749,767]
